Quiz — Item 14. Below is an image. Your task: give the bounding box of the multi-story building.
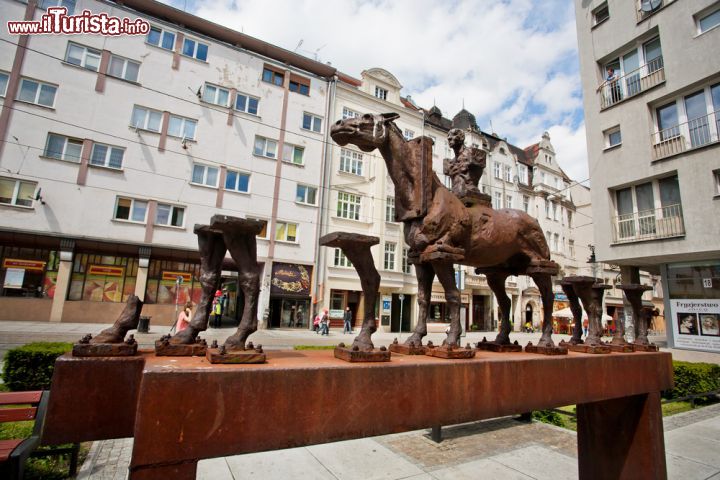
[0,0,336,326]
[574,0,719,351]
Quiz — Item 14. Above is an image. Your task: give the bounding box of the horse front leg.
[223,234,260,350]
[405,262,434,346]
[532,273,556,348]
[487,273,511,345]
[433,261,461,346]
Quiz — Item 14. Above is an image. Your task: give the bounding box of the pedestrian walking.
[177,301,192,332]
[343,307,353,334]
[210,290,222,327]
[320,308,330,335]
[313,312,321,333]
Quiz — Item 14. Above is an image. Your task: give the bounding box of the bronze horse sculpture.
[331,113,560,349]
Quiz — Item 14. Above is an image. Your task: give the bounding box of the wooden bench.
[0,390,79,480]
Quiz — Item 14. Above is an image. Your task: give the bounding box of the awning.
[552,307,612,325]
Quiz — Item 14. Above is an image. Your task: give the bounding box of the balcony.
[612,204,685,244]
[636,0,676,23]
[599,57,665,110]
[652,110,720,160]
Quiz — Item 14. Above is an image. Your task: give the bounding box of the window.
[155,203,185,227]
[404,129,414,140]
[182,38,208,61]
[44,133,82,162]
[289,76,310,95]
[114,197,147,223]
[592,2,609,26]
[504,165,512,182]
[296,184,317,205]
[282,144,304,165]
[65,42,101,71]
[254,137,277,158]
[252,219,268,239]
[147,26,175,51]
[90,142,124,169]
[656,102,679,140]
[553,234,560,253]
[302,113,322,133]
[225,170,250,193]
[697,7,720,34]
[191,163,218,187]
[384,242,396,270]
[493,192,502,210]
[375,86,388,100]
[275,221,297,242]
[493,162,501,179]
[523,195,530,213]
[39,0,76,14]
[337,192,361,220]
[402,247,411,274]
[613,175,683,242]
[342,107,360,119]
[167,115,197,140]
[505,195,512,209]
[569,240,575,258]
[235,93,259,115]
[545,231,551,245]
[553,202,559,221]
[17,78,57,107]
[385,196,395,222]
[131,106,162,133]
[262,66,284,86]
[0,71,8,97]
[714,170,720,196]
[545,199,551,218]
[339,148,363,175]
[605,126,622,148]
[518,164,528,184]
[334,249,352,268]
[601,36,663,107]
[0,178,36,207]
[568,210,573,228]
[202,84,230,107]
[108,55,140,82]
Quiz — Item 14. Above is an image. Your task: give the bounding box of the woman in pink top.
[177,301,193,332]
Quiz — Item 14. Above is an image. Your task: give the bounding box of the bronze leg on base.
[222,233,260,350]
[561,282,583,344]
[487,272,511,345]
[532,273,556,348]
[406,262,434,346]
[433,261,461,346]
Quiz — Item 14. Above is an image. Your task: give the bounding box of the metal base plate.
[633,343,659,352]
[476,340,522,352]
[425,345,476,359]
[205,348,266,364]
[155,340,207,357]
[524,343,568,355]
[334,347,391,362]
[72,343,138,357]
[389,343,428,355]
[605,343,635,353]
[566,343,611,354]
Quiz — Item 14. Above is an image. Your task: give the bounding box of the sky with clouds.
[161,0,589,182]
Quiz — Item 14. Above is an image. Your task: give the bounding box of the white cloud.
[164,0,588,181]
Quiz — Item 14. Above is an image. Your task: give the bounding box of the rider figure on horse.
[443,128,487,206]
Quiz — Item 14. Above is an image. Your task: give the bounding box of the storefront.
[430,291,470,330]
[268,262,312,329]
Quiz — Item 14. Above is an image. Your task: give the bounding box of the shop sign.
[431,292,470,303]
[3,268,25,289]
[330,309,344,319]
[162,271,192,283]
[88,265,124,277]
[670,299,720,353]
[554,293,568,301]
[3,258,46,271]
[382,295,392,314]
[270,263,312,296]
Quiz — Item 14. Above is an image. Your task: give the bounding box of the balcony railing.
[652,110,720,160]
[599,57,665,109]
[612,204,685,244]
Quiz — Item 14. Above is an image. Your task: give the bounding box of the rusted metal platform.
[43,349,673,480]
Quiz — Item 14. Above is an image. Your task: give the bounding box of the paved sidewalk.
[77,404,720,479]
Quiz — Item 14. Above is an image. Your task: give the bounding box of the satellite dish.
[640,0,662,12]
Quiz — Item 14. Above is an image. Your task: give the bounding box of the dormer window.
[375,86,388,100]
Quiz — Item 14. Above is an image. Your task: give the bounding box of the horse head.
[330,112,400,152]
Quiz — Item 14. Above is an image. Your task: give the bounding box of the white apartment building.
[574,0,720,351]
[0,0,335,326]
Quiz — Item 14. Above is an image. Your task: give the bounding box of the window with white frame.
[592,2,609,26]
[302,113,322,133]
[114,197,147,223]
[334,248,352,268]
[553,234,560,253]
[523,195,530,213]
[191,163,218,187]
[182,37,208,61]
[202,84,230,107]
[568,210,573,228]
[0,177,36,207]
[235,92,259,115]
[545,199,551,218]
[65,42,101,71]
[375,86,388,100]
[39,0,76,14]
[569,239,575,258]
[605,126,622,148]
[339,148,363,175]
[493,162,501,179]
[402,247,411,274]
[385,196,395,222]
[553,202,559,221]
[275,221,298,242]
[384,242,396,270]
[602,36,663,102]
[654,83,720,150]
[0,71,8,97]
[108,54,140,82]
[147,26,175,51]
[131,106,162,132]
[90,142,124,169]
[714,169,720,195]
[696,6,720,34]
[337,192,361,220]
[504,165,512,182]
[561,206,566,225]
[44,133,82,162]
[225,170,250,193]
[342,107,360,119]
[155,203,185,227]
[254,136,277,158]
[404,129,414,140]
[518,164,528,184]
[17,78,57,108]
[251,219,268,239]
[282,143,304,165]
[505,195,513,209]
[167,115,197,140]
[614,175,682,240]
[295,184,317,205]
[493,192,502,210]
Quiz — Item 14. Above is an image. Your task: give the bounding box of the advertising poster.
[3,268,25,289]
[43,271,58,299]
[670,299,720,353]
